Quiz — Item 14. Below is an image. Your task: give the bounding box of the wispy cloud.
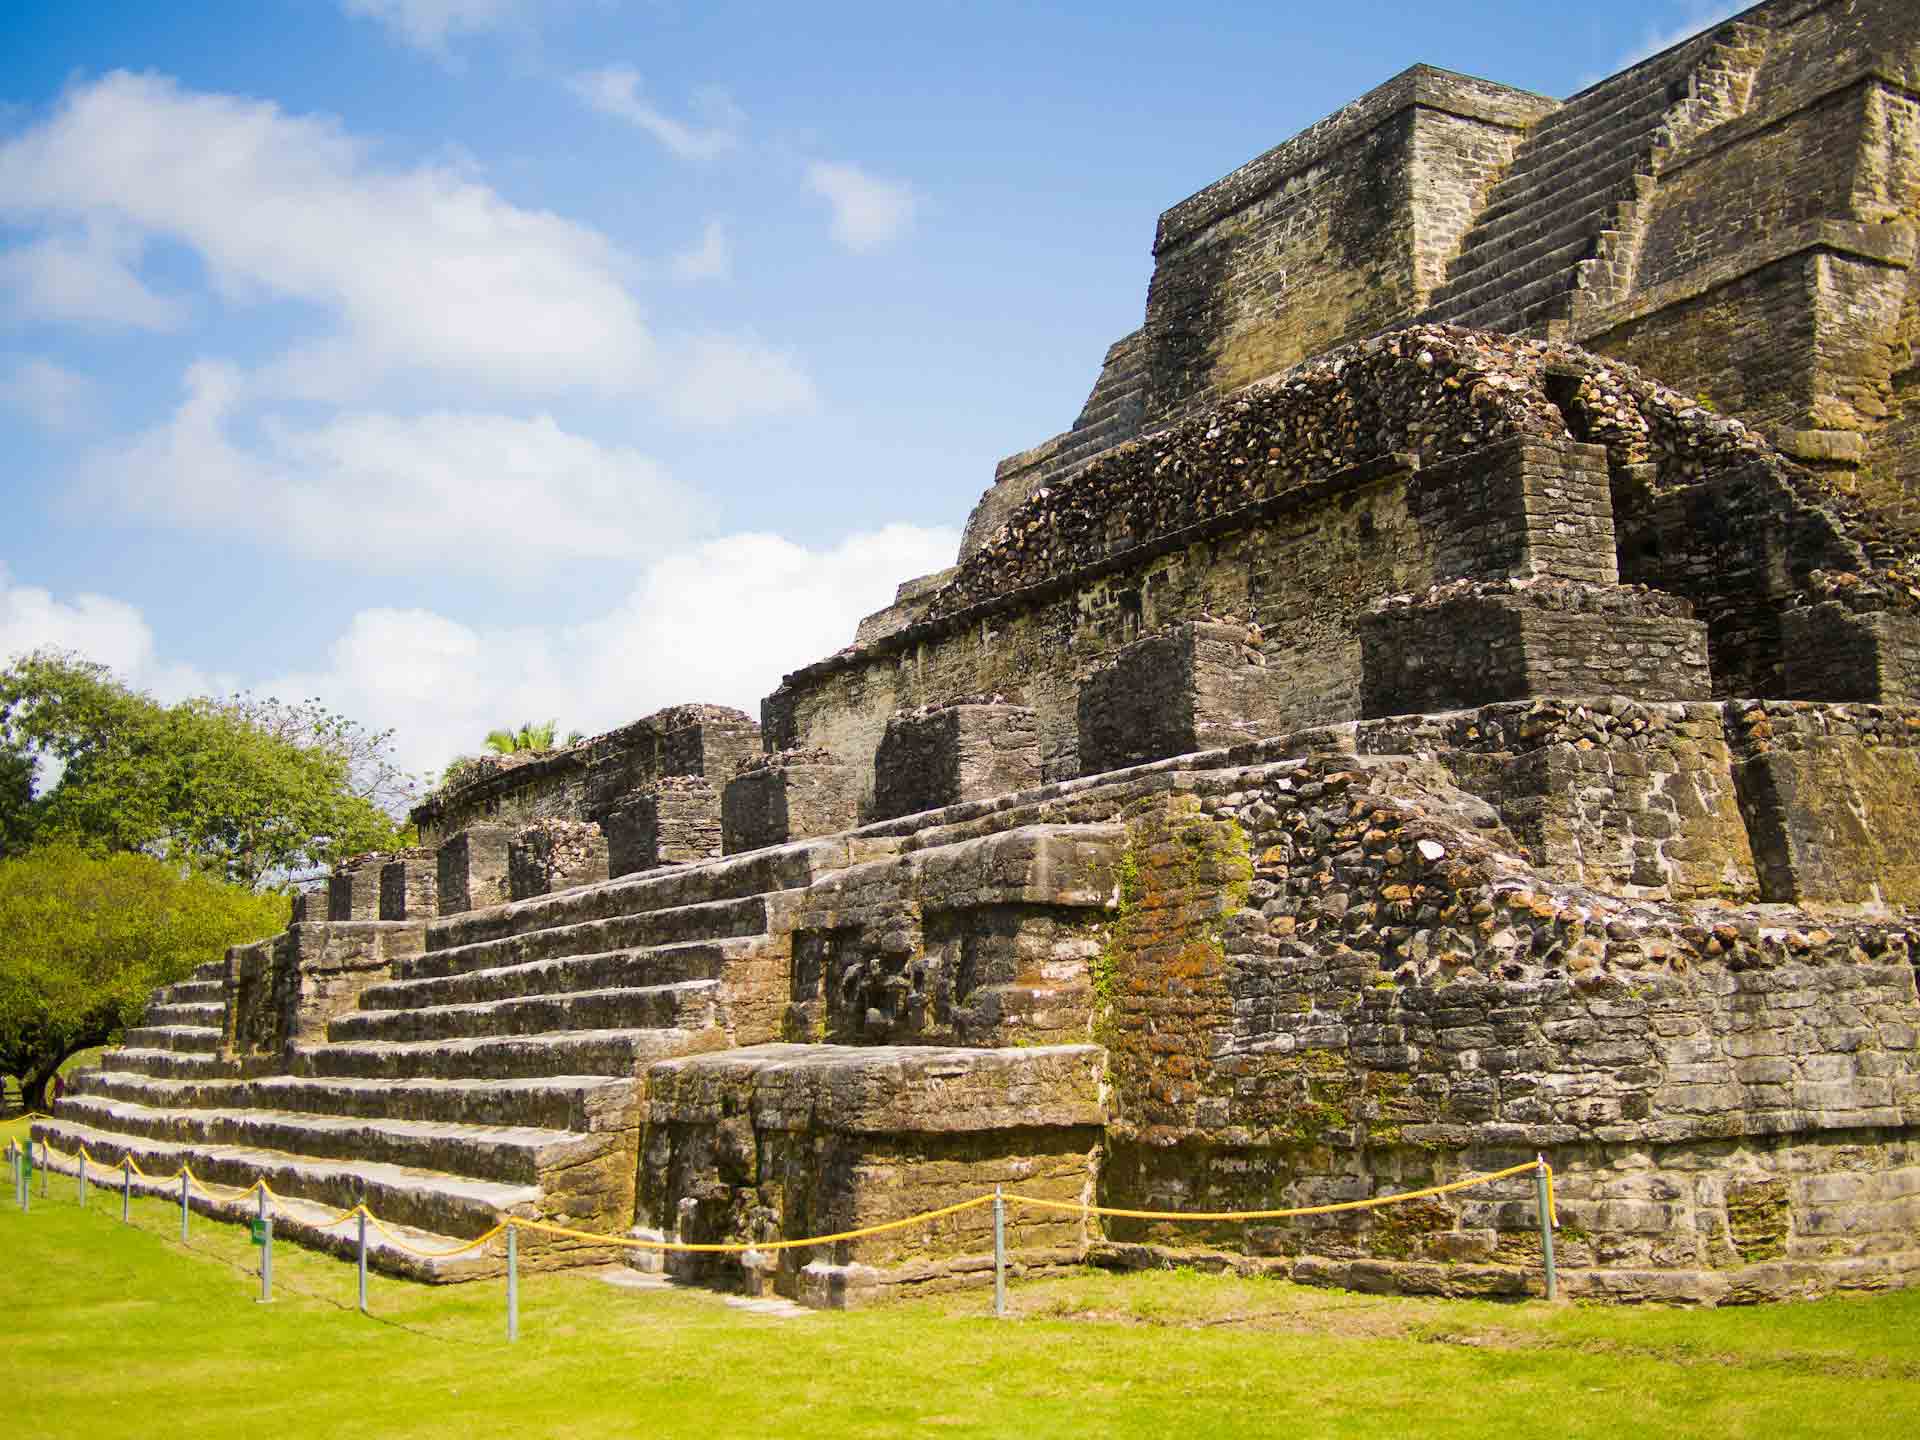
[570,67,744,161]
[0,356,98,431]
[340,0,527,54]
[0,71,656,399]
[88,360,699,577]
[0,221,188,331]
[659,335,817,425]
[672,219,730,282]
[805,160,915,254]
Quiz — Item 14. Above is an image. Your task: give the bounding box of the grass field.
[5,1112,1918,1439]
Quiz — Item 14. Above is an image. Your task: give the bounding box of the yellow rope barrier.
[1004,1159,1546,1223]
[508,1191,997,1254]
[363,1212,506,1259]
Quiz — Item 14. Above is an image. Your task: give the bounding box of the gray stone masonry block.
[327,853,389,922]
[436,825,513,916]
[378,849,438,921]
[290,887,330,925]
[722,751,860,855]
[1078,621,1284,776]
[872,703,1042,821]
[1359,583,1710,717]
[508,820,611,900]
[1781,603,1920,704]
[605,779,722,877]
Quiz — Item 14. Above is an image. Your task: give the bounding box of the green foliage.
[0,844,285,1109]
[0,650,410,886]
[482,719,574,755]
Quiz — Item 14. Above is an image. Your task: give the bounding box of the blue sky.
[0,0,1742,783]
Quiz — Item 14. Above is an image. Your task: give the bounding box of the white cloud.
[805,161,914,254]
[90,361,698,576]
[571,68,744,161]
[0,357,97,431]
[0,566,214,702]
[0,221,188,331]
[264,523,960,776]
[672,219,730,283]
[659,335,818,426]
[0,71,655,398]
[341,0,527,52]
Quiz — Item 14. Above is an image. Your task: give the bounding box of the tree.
[482,719,581,755]
[218,692,419,818]
[0,649,410,885]
[0,845,286,1111]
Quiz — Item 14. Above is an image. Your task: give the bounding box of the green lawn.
[4,1111,1918,1439]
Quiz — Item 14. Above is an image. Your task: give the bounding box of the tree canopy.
[0,649,411,886]
[0,844,287,1110]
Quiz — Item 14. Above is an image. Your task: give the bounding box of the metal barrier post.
[992,1185,1007,1320]
[506,1223,519,1343]
[122,1158,132,1224]
[20,1143,29,1214]
[38,1140,48,1198]
[77,1150,86,1208]
[357,1208,369,1314]
[179,1170,189,1241]
[257,1187,273,1303]
[1535,1155,1557,1302]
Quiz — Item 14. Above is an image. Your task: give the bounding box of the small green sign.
[250,1218,266,1247]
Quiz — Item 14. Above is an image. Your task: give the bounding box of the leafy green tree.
[0,649,410,885]
[0,845,286,1111]
[482,719,581,755]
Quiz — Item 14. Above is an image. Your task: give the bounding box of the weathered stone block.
[1359,583,1711,717]
[508,819,611,900]
[378,849,439,921]
[436,825,514,916]
[289,886,330,925]
[636,1043,1104,1306]
[787,823,1120,1046]
[722,750,860,855]
[872,702,1041,821]
[1729,702,1920,905]
[1078,621,1282,775]
[605,778,722,877]
[327,852,389,922]
[1781,603,1920,704]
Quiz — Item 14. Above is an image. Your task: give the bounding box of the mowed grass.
[4,1113,1919,1440]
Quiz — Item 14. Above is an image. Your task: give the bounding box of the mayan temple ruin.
[37,0,1920,1306]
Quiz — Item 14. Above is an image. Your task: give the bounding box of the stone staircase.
[35,841,839,1279]
[1420,21,1769,336]
[1042,329,1149,481]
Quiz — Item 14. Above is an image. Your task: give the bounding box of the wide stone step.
[406,896,770,980]
[121,1025,222,1055]
[1429,260,1598,331]
[328,982,719,1045]
[1517,89,1676,174]
[30,1116,534,1242]
[1451,204,1625,276]
[157,979,226,1005]
[55,1093,609,1187]
[1446,208,1615,282]
[102,1047,240,1080]
[1468,156,1643,241]
[1431,235,1596,311]
[293,1027,701,1082]
[362,938,745,1011]
[145,1002,224,1029]
[28,1139,516,1282]
[424,839,835,953]
[191,959,227,982]
[72,1068,636,1134]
